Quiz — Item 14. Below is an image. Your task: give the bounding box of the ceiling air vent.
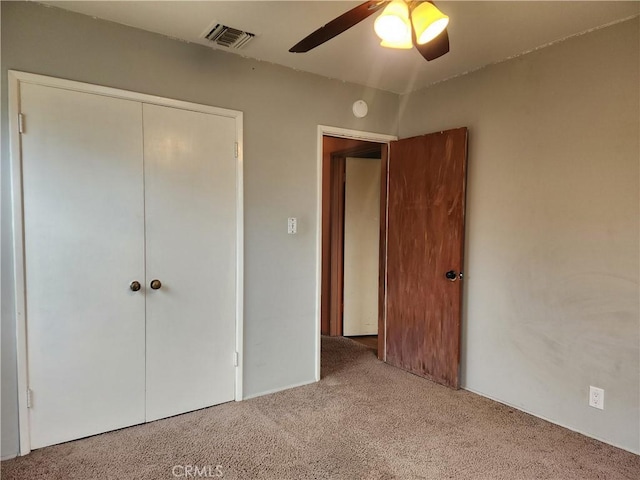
[202,23,254,49]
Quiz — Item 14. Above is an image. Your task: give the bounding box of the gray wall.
[399,18,640,453]
[0,1,399,458]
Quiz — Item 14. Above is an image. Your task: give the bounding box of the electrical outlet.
[589,386,604,410]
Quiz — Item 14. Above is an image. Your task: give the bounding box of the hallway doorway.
[321,135,385,358]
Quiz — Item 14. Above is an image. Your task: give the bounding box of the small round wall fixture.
[352,100,368,118]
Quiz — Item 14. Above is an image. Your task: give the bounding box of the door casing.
[8,71,245,455]
[315,126,397,380]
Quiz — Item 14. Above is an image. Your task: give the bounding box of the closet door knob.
[129,281,141,292]
[150,279,162,290]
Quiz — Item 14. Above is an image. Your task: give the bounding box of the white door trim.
[8,70,244,455]
[315,126,397,381]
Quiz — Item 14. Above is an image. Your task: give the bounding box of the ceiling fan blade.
[289,1,387,53]
[415,28,449,61]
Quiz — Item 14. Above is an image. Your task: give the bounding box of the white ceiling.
[42,1,639,94]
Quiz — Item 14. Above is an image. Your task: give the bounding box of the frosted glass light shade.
[374,0,411,44]
[412,2,449,45]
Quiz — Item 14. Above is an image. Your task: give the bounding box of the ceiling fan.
[289,0,450,62]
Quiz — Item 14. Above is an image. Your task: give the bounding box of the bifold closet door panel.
[20,83,146,449]
[143,104,237,421]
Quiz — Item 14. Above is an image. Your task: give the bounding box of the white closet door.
[143,104,237,421]
[21,84,146,449]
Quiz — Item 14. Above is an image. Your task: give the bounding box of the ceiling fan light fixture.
[412,2,449,45]
[374,0,411,44]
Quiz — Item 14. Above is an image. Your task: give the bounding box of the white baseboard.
[243,379,318,400]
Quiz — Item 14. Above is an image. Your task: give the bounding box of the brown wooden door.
[383,128,468,388]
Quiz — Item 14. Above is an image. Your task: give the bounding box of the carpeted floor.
[2,336,638,479]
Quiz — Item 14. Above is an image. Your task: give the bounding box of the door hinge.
[233,351,239,367]
[234,142,239,159]
[26,388,33,408]
[18,113,25,134]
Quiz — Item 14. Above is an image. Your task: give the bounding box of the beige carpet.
[2,336,638,479]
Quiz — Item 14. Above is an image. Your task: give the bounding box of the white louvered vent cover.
[202,24,255,49]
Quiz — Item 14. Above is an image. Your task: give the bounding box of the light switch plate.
[287,217,297,234]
